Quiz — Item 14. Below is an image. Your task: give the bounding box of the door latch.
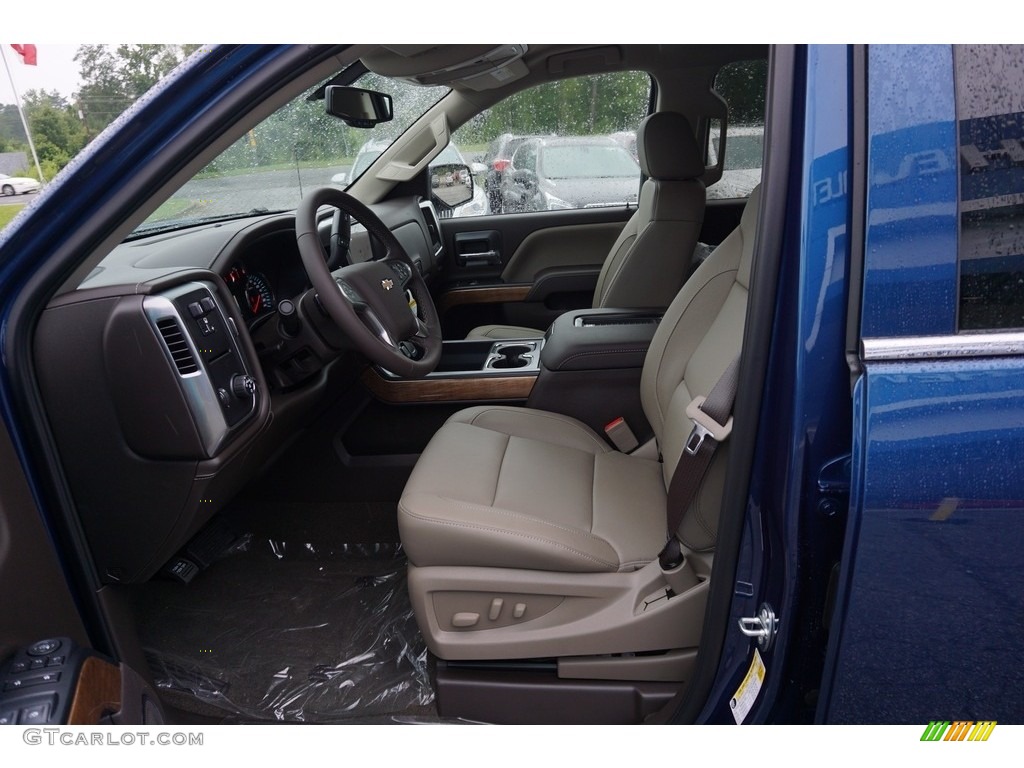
[738,602,779,652]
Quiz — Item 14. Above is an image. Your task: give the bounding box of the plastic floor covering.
[132,538,435,723]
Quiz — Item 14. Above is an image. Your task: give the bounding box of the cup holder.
[486,343,536,370]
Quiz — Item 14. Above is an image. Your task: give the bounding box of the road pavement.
[0,191,37,206]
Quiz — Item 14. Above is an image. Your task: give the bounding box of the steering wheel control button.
[29,659,45,670]
[46,656,64,668]
[188,301,204,318]
[388,261,411,283]
[27,639,60,657]
[451,612,480,628]
[199,296,216,313]
[336,280,360,303]
[9,662,26,674]
[0,711,16,726]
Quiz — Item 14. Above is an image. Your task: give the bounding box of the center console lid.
[540,309,662,372]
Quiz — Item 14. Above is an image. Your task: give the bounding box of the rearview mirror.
[325,86,394,128]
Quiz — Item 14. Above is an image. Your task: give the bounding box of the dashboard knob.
[277,298,301,337]
[230,374,256,400]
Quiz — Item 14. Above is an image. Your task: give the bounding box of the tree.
[0,104,27,146]
[4,89,88,178]
[75,44,202,138]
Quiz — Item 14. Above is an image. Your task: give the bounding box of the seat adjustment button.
[488,598,503,621]
[513,603,526,619]
[452,612,480,628]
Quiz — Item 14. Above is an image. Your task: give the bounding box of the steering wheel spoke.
[296,188,441,378]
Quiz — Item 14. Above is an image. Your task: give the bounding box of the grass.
[0,204,26,231]
[150,198,197,220]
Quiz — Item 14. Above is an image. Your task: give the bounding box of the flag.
[10,45,37,66]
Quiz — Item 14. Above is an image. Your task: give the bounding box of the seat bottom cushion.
[398,406,667,573]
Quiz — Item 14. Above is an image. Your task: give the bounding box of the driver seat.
[399,186,760,662]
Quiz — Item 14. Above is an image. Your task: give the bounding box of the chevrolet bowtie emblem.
[381,278,394,291]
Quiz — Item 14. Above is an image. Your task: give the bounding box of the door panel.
[0,420,169,725]
[0,419,89,658]
[436,208,631,337]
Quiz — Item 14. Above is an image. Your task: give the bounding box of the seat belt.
[658,356,740,570]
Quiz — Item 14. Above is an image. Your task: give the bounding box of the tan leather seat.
[400,186,760,661]
[466,111,707,341]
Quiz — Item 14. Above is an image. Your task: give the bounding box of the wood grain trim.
[67,656,122,725]
[362,368,536,404]
[437,285,532,315]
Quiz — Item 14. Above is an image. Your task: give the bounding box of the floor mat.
[132,539,434,722]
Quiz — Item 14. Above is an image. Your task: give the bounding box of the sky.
[0,0,995,110]
[0,44,81,104]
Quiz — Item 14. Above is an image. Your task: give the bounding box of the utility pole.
[1,46,45,183]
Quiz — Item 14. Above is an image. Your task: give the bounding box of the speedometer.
[244,272,275,318]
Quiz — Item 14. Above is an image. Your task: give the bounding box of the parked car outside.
[0,173,40,196]
[498,135,641,213]
[480,132,537,214]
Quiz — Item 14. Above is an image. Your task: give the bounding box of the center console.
[361,338,543,404]
[526,308,662,445]
[363,308,661,432]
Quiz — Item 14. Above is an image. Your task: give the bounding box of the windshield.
[133,71,448,235]
[540,143,640,179]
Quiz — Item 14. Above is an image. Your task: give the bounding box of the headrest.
[637,112,704,181]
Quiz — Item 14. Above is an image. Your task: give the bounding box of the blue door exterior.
[699,44,1024,726]
[821,45,1024,724]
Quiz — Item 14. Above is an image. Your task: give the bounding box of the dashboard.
[34,194,445,584]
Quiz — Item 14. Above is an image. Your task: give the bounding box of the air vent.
[156,317,200,375]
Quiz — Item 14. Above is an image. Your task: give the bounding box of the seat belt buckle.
[604,416,639,453]
[684,396,733,455]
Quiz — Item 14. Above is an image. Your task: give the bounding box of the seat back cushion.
[639,184,760,550]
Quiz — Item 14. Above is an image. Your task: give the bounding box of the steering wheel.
[295,187,441,378]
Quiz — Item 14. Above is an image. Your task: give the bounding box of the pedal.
[162,557,200,584]
[183,517,242,568]
[160,518,244,583]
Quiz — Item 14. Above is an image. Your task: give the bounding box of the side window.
[512,142,537,172]
[451,71,651,216]
[707,59,768,200]
[955,44,1024,331]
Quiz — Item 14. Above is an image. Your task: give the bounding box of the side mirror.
[430,163,475,210]
[325,86,393,128]
[470,162,487,175]
[331,171,348,186]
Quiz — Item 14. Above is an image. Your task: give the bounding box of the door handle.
[457,250,501,267]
